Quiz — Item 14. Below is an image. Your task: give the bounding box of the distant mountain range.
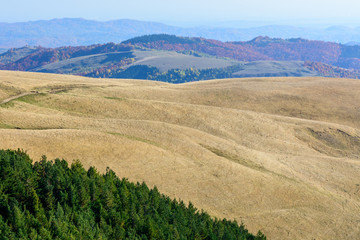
[2,18,360,48]
[1,34,360,82]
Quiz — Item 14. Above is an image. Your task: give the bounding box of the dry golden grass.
[0,70,359,239]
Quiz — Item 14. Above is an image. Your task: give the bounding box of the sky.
[3,0,360,27]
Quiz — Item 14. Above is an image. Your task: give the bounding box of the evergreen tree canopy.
[0,149,266,240]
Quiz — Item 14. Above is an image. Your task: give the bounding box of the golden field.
[0,70,359,239]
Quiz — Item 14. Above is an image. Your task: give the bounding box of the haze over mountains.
[1,18,360,48]
[2,34,360,82]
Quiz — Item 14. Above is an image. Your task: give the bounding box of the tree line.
[86,65,245,83]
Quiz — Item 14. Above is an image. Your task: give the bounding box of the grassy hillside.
[0,71,360,239]
[130,50,238,72]
[232,61,317,78]
[34,49,241,75]
[34,51,135,74]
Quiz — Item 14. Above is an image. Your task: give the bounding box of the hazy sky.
[3,0,360,26]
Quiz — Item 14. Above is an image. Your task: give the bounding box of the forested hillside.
[0,43,133,71]
[0,149,265,240]
[2,34,360,81]
[86,64,245,83]
[125,34,360,70]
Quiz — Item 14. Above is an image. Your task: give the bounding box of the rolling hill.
[33,49,239,74]
[124,34,360,71]
[0,70,359,239]
[2,35,360,82]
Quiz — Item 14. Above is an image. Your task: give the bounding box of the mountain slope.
[33,49,240,74]
[125,34,360,70]
[2,35,360,81]
[0,46,41,65]
[0,18,183,48]
[0,71,359,239]
[2,18,360,48]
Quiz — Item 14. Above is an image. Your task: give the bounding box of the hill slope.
[125,34,360,71]
[1,35,360,81]
[0,71,359,239]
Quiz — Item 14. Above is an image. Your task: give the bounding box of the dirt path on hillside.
[0,92,38,105]
[0,87,77,105]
